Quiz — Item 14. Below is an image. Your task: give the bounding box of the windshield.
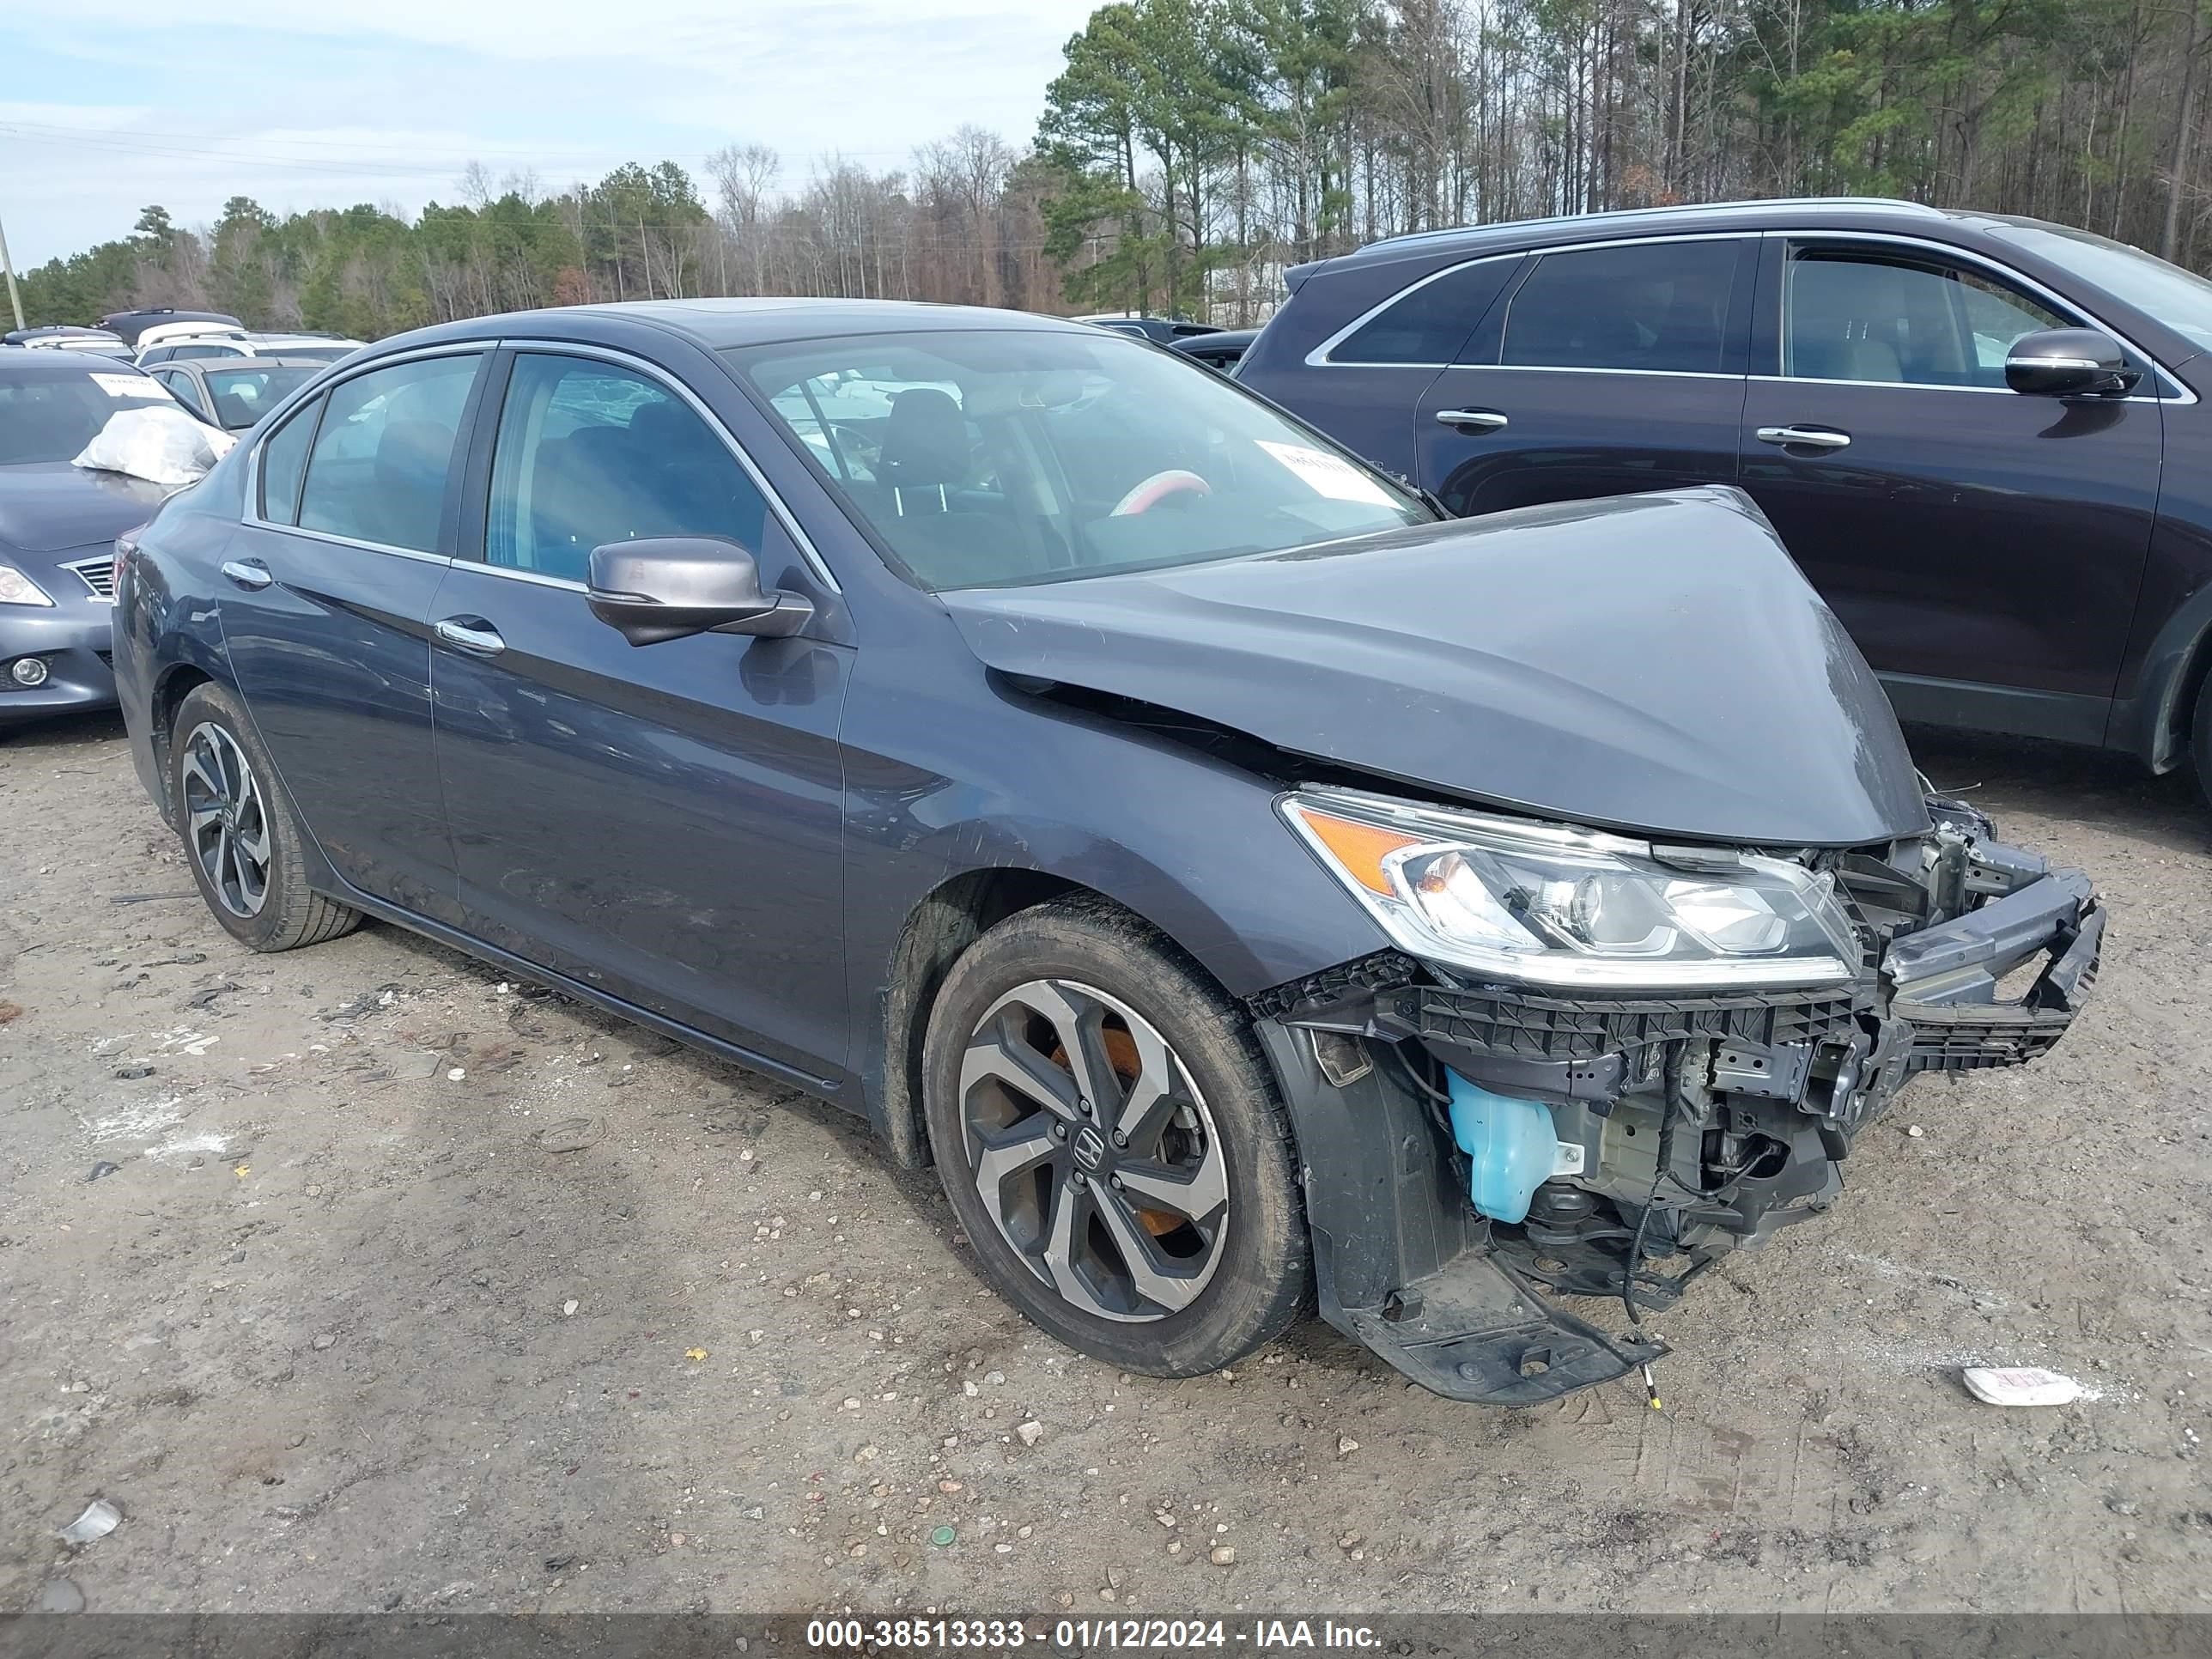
[0,364,171,465]
[727,329,1430,590]
[1989,221,2212,355]
[204,364,318,429]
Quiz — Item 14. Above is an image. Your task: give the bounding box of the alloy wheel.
[957,978,1229,1322]
[180,721,272,918]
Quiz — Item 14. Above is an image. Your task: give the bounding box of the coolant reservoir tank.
[1446,1071,1563,1224]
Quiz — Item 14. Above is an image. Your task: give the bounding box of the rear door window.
[1501,239,1741,374]
[295,354,480,553]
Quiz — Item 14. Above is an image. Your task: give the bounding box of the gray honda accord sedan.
[112,300,2101,1404]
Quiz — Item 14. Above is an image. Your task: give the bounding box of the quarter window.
[1333,258,1519,365]
[1501,240,1739,374]
[483,354,769,583]
[1784,250,2069,388]
[257,397,321,525]
[295,355,479,552]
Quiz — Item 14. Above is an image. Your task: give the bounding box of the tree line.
[19,0,2212,337]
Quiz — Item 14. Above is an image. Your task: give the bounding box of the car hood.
[940,487,1929,847]
[0,462,169,556]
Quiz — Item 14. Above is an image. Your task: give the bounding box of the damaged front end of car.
[1248,789,2101,1407]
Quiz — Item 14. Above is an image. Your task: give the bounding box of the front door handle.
[1435,409,1510,432]
[434,617,506,657]
[1756,424,1852,450]
[220,558,272,591]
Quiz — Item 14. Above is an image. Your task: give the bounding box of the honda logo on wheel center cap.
[1071,1125,1107,1171]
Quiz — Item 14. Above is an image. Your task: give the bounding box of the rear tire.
[170,681,361,952]
[921,896,1310,1376]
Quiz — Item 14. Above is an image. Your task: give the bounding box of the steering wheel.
[1110,469,1212,516]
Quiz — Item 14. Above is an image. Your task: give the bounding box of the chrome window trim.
[242,339,492,554]
[1759,228,2193,404]
[1309,231,1749,370]
[455,561,585,594]
[495,337,842,593]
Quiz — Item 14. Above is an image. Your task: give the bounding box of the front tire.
[170,682,361,951]
[921,896,1310,1376]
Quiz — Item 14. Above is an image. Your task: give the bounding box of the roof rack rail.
[1356,196,1942,256]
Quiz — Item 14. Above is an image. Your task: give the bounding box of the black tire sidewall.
[921,899,1309,1376]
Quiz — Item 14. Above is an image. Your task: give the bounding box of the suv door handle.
[434,617,506,657]
[1436,409,1510,432]
[220,558,272,591]
[1756,424,1851,450]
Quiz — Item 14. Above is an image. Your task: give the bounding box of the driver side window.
[483,355,770,584]
[1784,250,2069,388]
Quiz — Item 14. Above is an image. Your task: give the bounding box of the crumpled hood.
[0,462,167,556]
[942,487,1929,847]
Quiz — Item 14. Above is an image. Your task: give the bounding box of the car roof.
[178,356,332,373]
[1298,196,2031,281]
[392,298,1106,356]
[0,349,149,381]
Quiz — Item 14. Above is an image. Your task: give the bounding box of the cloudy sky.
[0,0,1099,267]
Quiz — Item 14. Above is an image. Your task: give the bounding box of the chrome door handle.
[434,617,506,656]
[220,559,272,591]
[1435,409,1510,431]
[1756,424,1851,450]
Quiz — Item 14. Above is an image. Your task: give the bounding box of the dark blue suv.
[1239,197,2212,799]
[113,299,2098,1405]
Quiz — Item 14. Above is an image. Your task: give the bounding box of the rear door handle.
[1435,409,1510,432]
[1756,424,1852,450]
[220,558,272,591]
[434,617,506,657]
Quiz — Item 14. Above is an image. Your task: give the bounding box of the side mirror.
[2005,328,2140,398]
[586,537,814,647]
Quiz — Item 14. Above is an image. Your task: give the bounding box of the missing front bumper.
[1252,825,2100,1407]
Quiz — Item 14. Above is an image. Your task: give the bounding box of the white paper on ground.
[1255,440,1401,507]
[1961,1365,2088,1406]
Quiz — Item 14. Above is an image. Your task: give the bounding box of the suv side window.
[484,354,769,583]
[296,354,480,552]
[258,395,322,525]
[1501,239,1739,374]
[1333,258,1519,365]
[1784,249,2069,388]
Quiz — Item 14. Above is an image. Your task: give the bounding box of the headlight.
[0,563,55,607]
[1280,787,1861,989]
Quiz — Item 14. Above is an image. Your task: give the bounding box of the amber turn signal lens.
[1291,806,1420,896]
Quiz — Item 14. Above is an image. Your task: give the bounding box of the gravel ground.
[2,714,2209,1618]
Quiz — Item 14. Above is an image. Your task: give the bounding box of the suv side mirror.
[2005,328,2141,398]
[586,538,814,647]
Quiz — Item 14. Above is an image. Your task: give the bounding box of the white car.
[136,331,366,369]
[132,321,249,366]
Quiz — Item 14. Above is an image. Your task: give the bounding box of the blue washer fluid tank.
[1446,1070,1560,1224]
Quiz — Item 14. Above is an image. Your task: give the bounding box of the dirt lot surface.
[3,714,2209,1619]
